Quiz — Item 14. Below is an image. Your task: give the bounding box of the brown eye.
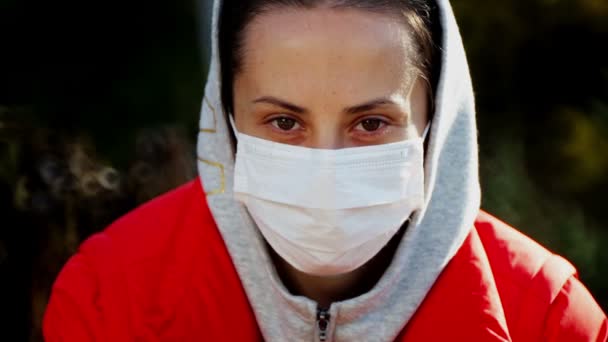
[271,117,300,131]
[360,119,382,132]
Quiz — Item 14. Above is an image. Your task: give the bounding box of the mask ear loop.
[402,122,431,230]
[422,121,431,142]
[421,121,431,204]
[228,113,239,137]
[227,113,240,158]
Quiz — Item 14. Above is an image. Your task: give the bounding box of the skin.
[233,7,430,307]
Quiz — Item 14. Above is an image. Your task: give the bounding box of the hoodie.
[43,1,608,341]
[196,0,481,340]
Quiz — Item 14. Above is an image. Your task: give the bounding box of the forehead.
[239,8,418,99]
[244,6,409,49]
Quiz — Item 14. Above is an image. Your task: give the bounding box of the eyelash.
[264,115,391,136]
[353,117,390,135]
[266,115,303,134]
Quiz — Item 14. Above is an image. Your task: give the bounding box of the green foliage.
[455,0,608,312]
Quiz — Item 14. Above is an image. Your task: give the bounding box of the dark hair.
[219,0,439,115]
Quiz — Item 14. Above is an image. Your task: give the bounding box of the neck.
[271,227,405,309]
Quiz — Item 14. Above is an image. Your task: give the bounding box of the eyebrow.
[344,98,398,115]
[252,96,399,115]
[253,96,307,114]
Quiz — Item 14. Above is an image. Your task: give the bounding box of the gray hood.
[196,0,480,341]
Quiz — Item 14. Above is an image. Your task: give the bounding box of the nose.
[305,127,344,149]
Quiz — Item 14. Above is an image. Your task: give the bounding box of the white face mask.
[232,121,429,276]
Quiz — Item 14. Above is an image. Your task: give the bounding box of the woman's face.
[233,7,429,149]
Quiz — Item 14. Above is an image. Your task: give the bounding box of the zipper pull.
[316,307,331,342]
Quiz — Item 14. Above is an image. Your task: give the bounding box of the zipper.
[316,307,331,342]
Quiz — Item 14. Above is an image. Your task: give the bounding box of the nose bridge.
[308,125,344,149]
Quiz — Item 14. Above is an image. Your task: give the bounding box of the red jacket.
[43,179,608,341]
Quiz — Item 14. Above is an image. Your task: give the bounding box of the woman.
[43,0,607,341]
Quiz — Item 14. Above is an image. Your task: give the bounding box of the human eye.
[269,116,302,132]
[353,117,389,133]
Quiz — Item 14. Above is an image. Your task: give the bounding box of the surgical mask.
[232,120,429,276]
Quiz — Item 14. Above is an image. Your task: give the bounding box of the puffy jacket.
[43,179,608,341]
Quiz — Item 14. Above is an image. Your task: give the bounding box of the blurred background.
[0,0,606,340]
